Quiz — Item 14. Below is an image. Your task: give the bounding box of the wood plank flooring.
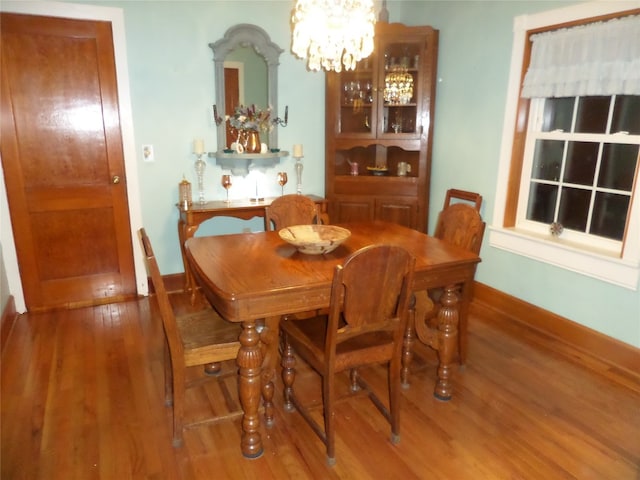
[2,292,638,479]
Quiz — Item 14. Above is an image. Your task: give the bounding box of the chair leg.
[281,335,296,412]
[163,340,173,406]
[172,368,186,448]
[458,296,470,365]
[323,372,336,466]
[260,316,280,426]
[401,294,417,388]
[389,357,401,445]
[349,368,360,392]
[261,375,275,427]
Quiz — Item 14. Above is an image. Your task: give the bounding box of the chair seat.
[179,309,241,367]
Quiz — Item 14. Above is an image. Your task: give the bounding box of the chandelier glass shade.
[291,0,376,72]
[384,66,414,104]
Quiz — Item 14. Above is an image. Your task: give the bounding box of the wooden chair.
[280,245,415,466]
[433,202,485,257]
[139,228,242,447]
[265,194,329,319]
[442,188,483,212]
[265,194,326,231]
[408,189,485,375]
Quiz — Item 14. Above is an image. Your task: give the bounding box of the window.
[491,2,640,290]
[520,94,640,251]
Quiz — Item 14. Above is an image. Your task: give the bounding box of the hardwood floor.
[2,292,639,479]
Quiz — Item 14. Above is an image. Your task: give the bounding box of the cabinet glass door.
[337,52,377,137]
[378,37,424,139]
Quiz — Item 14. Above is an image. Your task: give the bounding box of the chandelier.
[291,0,376,72]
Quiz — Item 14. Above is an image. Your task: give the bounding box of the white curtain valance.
[521,14,640,98]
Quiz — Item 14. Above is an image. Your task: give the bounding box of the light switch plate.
[142,144,154,162]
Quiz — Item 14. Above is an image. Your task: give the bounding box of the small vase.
[244,130,261,154]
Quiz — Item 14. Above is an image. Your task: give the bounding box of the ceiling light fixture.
[291,0,376,72]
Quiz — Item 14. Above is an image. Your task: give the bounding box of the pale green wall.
[56,0,640,349]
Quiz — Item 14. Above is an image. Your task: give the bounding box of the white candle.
[293,144,303,157]
[193,138,205,155]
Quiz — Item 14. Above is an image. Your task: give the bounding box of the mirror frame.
[210,24,283,151]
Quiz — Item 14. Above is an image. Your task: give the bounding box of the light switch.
[142,144,154,162]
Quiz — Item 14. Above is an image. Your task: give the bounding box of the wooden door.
[0,13,136,311]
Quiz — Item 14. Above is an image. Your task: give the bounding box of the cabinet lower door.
[331,195,418,229]
[375,197,418,229]
[331,196,375,223]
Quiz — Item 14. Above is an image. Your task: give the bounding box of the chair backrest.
[443,188,483,212]
[265,194,321,231]
[325,245,415,355]
[139,228,184,359]
[433,203,486,255]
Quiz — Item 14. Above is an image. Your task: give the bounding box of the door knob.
[112,175,120,184]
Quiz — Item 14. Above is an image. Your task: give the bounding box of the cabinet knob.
[112,175,121,184]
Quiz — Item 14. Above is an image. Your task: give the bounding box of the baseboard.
[472,282,640,378]
[1,295,18,354]
[153,273,186,295]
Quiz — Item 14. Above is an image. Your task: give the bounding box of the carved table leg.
[401,293,417,388]
[433,284,460,401]
[238,320,263,458]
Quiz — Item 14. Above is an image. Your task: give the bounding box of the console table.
[177,195,328,298]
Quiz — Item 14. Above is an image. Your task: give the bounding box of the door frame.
[0,1,147,312]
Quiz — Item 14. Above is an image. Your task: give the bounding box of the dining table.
[185,220,481,459]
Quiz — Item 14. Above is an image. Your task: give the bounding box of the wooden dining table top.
[185,220,481,323]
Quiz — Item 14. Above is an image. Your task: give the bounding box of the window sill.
[489,226,639,290]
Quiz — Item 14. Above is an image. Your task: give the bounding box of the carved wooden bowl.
[278,225,351,255]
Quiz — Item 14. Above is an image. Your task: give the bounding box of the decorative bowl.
[366,166,389,176]
[278,225,351,255]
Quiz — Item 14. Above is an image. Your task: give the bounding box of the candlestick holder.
[249,178,264,203]
[294,156,303,194]
[194,153,206,204]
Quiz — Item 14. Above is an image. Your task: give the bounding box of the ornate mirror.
[210,24,283,152]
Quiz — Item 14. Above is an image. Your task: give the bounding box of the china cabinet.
[325,23,438,232]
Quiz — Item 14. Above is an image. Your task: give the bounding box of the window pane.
[591,192,629,241]
[611,95,640,135]
[558,187,591,232]
[526,182,557,223]
[564,141,598,186]
[541,97,574,132]
[575,96,609,133]
[598,143,639,191]
[532,140,563,181]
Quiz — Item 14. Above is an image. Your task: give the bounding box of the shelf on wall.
[209,150,289,175]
